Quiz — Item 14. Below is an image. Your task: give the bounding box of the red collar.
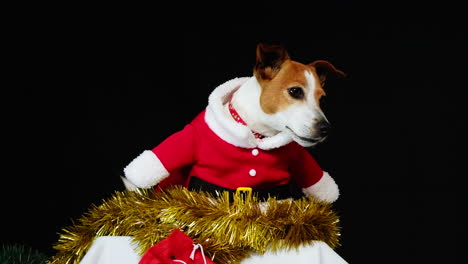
[228,101,265,139]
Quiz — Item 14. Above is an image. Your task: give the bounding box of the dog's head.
[254,43,345,147]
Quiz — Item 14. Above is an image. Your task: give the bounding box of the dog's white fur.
[205,77,293,150]
[229,71,326,147]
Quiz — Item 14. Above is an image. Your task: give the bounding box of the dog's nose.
[317,120,330,137]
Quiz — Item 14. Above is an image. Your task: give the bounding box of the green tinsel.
[49,187,340,264]
[1,244,48,264]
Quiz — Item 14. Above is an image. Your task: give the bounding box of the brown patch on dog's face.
[258,60,316,114]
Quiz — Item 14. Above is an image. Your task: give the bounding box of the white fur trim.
[205,77,256,148]
[120,176,139,191]
[257,131,292,150]
[302,171,339,203]
[205,77,293,150]
[123,150,169,189]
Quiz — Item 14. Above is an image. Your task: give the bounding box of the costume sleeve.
[123,124,197,188]
[152,124,197,172]
[289,143,324,189]
[289,143,339,203]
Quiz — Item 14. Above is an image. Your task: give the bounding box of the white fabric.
[79,236,347,264]
[79,236,141,264]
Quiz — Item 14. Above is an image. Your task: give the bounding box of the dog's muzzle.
[286,126,327,144]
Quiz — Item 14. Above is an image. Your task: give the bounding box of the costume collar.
[228,100,264,139]
[204,77,292,150]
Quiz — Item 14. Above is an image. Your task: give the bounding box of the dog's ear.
[309,60,346,86]
[254,43,290,80]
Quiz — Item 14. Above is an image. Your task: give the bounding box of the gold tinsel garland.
[49,187,340,264]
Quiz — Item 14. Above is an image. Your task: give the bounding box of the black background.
[3,2,464,263]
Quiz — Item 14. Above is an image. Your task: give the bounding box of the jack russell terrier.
[123,43,345,203]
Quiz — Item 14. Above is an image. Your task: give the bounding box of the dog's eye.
[287,87,304,99]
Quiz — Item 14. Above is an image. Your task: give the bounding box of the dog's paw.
[302,171,339,203]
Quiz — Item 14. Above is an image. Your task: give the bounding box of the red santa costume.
[124,77,339,203]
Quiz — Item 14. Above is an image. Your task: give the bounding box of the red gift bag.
[139,229,216,264]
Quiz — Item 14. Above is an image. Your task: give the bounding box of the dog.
[122,43,345,203]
